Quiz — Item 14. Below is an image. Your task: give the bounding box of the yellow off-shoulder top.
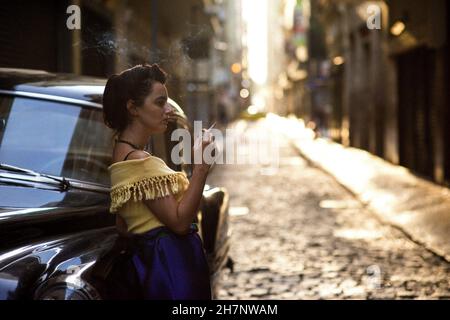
[108,156,190,234]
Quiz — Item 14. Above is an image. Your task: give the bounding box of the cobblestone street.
[207,120,450,300]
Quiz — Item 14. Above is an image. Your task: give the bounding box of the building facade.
[0,0,241,127]
[299,0,449,186]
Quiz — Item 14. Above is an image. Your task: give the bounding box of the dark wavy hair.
[102,63,167,135]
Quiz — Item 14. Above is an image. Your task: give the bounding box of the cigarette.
[201,122,216,142]
[206,122,216,132]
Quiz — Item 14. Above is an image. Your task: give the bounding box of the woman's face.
[134,82,174,134]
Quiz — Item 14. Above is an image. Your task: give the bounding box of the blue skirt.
[105,224,212,300]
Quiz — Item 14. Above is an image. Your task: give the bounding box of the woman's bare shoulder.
[111,148,152,164]
[126,150,152,160]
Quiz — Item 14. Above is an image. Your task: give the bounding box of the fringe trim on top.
[109,173,187,213]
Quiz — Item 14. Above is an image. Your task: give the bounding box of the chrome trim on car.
[0,172,60,185]
[0,205,109,224]
[0,90,102,108]
[65,179,110,193]
[34,262,102,300]
[0,172,110,194]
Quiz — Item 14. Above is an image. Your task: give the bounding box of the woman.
[102,63,213,300]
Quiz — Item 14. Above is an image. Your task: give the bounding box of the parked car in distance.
[0,68,231,300]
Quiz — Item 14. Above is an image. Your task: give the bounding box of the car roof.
[0,68,185,114]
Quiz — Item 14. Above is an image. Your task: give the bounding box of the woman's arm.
[144,165,209,235]
[116,214,128,235]
[130,134,213,235]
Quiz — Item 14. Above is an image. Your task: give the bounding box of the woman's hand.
[193,129,215,175]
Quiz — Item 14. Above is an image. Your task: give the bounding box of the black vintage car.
[0,68,231,300]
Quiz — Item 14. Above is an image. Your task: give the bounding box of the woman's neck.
[119,124,151,150]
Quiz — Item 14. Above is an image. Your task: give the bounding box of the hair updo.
[102,63,167,135]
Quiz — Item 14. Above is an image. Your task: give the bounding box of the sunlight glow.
[333,56,345,66]
[247,105,259,115]
[231,62,242,74]
[240,88,250,99]
[242,0,268,85]
[229,206,250,216]
[390,21,406,36]
[334,228,383,240]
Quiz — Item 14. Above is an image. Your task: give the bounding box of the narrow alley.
[208,119,450,300]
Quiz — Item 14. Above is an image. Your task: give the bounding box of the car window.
[0,96,114,185]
